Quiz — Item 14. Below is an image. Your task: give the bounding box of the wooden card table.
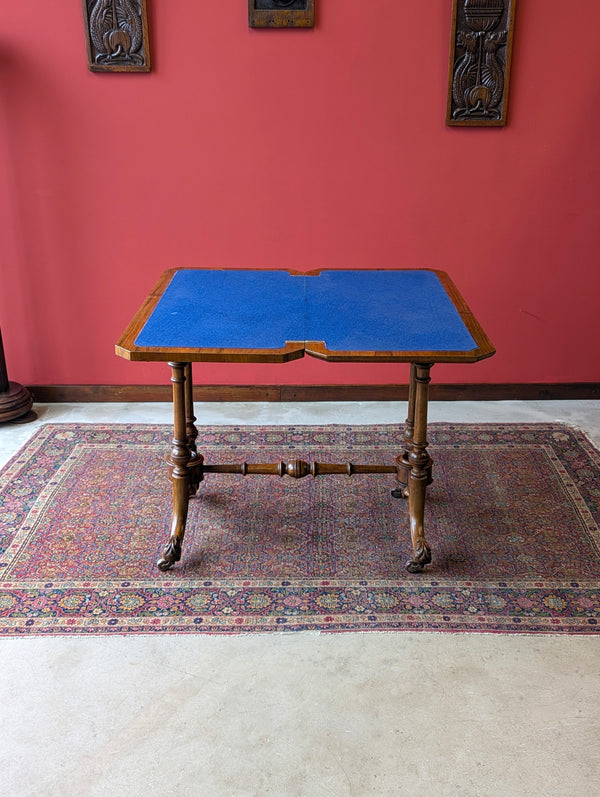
[116,269,494,573]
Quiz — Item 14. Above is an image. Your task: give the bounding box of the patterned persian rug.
[1,423,599,636]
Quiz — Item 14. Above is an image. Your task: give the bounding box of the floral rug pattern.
[1,423,599,635]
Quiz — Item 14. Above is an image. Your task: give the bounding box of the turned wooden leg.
[405,363,433,574]
[157,362,192,571]
[184,363,198,455]
[184,363,204,496]
[392,363,417,499]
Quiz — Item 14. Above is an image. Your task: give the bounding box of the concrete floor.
[1,401,599,797]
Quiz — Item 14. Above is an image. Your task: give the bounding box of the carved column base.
[391,458,433,499]
[0,382,36,424]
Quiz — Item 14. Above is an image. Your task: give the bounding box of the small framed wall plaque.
[249,0,315,28]
[82,0,151,72]
[446,0,516,126]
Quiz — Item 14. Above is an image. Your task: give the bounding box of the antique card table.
[116,269,495,573]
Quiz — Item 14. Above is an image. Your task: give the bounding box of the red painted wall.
[1,2,599,388]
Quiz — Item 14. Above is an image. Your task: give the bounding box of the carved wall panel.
[82,0,151,72]
[249,0,315,28]
[446,0,516,126]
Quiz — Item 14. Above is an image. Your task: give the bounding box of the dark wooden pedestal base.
[0,382,36,424]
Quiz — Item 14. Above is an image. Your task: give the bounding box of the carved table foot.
[157,536,182,571]
[406,542,432,573]
[405,474,433,573]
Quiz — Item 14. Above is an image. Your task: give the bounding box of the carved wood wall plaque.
[249,0,315,28]
[82,0,151,72]
[446,0,516,126]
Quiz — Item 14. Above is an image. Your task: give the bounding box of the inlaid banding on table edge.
[125,269,486,359]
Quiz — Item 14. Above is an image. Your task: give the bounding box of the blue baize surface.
[134,270,477,352]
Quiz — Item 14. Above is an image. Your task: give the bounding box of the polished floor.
[1,401,599,797]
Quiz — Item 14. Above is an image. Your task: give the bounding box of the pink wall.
[1,1,599,388]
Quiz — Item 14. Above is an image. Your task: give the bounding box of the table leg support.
[184,363,204,496]
[392,363,417,500]
[405,363,433,573]
[158,362,192,571]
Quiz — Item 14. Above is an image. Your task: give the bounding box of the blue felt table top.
[134,269,478,353]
